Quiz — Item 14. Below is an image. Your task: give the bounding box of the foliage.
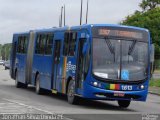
[155,59,160,69]
[150,79,160,87]
[140,0,160,11]
[1,43,12,60]
[122,7,160,55]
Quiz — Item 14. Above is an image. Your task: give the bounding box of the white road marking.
[2,98,74,120]
[0,103,14,105]
[0,113,22,114]
[64,117,74,120]
[3,98,53,114]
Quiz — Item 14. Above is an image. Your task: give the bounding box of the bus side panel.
[41,56,53,90]
[16,54,27,83]
[31,32,54,90]
[32,55,52,90]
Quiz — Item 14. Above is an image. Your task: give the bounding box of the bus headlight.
[91,81,102,88]
[140,85,144,89]
[93,82,98,86]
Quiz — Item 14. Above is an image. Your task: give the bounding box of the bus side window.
[35,35,40,54]
[45,34,54,55]
[17,36,28,54]
[63,32,77,56]
[21,37,24,53]
[35,34,46,55]
[40,34,46,55]
[24,36,28,53]
[69,32,77,56]
[17,37,21,53]
[63,33,69,56]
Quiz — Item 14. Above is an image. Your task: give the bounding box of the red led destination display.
[92,27,148,42]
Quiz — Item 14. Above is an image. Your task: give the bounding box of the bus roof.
[13,24,149,35]
[89,24,149,32]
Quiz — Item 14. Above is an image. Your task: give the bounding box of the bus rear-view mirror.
[150,44,155,76]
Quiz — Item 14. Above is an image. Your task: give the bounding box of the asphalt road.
[0,66,160,120]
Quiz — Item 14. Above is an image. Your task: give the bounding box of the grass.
[154,69,160,73]
[149,79,160,87]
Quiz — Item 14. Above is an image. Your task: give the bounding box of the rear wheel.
[118,100,131,108]
[35,74,43,94]
[67,80,79,104]
[23,82,28,88]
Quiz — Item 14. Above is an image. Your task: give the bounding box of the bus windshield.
[92,38,148,81]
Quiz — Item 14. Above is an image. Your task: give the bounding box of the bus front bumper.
[82,83,148,101]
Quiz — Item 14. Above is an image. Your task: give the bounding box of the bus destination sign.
[98,29,143,39]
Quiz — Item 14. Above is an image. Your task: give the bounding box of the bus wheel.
[23,82,28,88]
[118,100,131,108]
[35,74,43,94]
[67,80,79,104]
[15,71,22,88]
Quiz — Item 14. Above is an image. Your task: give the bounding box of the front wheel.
[67,80,79,104]
[118,100,131,108]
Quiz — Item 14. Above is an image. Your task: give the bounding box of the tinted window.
[45,34,54,55]
[63,32,77,56]
[69,33,77,56]
[35,33,54,55]
[63,33,69,56]
[17,36,28,54]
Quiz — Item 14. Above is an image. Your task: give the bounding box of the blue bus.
[10,24,154,108]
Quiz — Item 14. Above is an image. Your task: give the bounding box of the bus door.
[53,40,61,90]
[76,34,87,90]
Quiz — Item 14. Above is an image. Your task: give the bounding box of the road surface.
[0,66,159,120]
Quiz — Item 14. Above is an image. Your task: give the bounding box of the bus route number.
[121,85,132,91]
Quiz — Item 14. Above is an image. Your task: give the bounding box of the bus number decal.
[121,85,132,91]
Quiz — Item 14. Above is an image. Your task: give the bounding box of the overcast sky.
[0,0,142,44]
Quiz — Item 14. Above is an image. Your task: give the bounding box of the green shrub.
[155,59,160,70]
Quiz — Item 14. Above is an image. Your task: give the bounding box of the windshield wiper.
[128,40,137,55]
[105,38,115,62]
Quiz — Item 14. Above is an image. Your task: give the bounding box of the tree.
[1,43,12,60]
[140,0,160,11]
[122,3,160,55]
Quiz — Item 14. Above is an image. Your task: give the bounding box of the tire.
[118,100,131,108]
[35,74,43,94]
[23,82,28,88]
[5,67,6,70]
[15,71,22,88]
[67,80,79,104]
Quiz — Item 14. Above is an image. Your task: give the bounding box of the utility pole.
[80,0,83,25]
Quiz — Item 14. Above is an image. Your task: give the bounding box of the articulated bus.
[10,24,154,108]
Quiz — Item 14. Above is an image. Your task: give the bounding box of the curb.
[149,91,160,96]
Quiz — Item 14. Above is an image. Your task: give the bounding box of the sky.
[0,0,142,44]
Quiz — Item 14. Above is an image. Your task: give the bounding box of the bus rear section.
[77,25,151,108]
[10,33,29,84]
